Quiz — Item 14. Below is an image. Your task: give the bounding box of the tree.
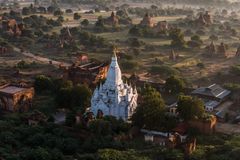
[177,95,205,121]
[129,25,142,36]
[13,1,20,8]
[132,86,166,130]
[164,149,184,160]
[65,9,73,13]
[187,35,203,48]
[49,149,64,160]
[71,84,92,112]
[16,60,29,69]
[47,6,56,13]
[209,34,218,41]
[88,119,112,136]
[34,75,53,93]
[51,79,73,93]
[98,149,150,160]
[53,10,63,16]
[59,138,79,155]
[81,19,89,26]
[20,147,51,160]
[149,65,179,78]
[191,35,201,42]
[55,87,72,109]
[55,84,91,112]
[165,76,185,94]
[95,16,104,27]
[230,65,240,76]
[150,5,158,10]
[26,133,45,147]
[128,38,143,47]
[120,60,139,71]
[103,116,130,134]
[22,7,31,15]
[65,111,76,127]
[169,28,186,48]
[22,29,35,38]
[57,16,64,23]
[94,8,100,12]
[38,6,46,13]
[116,10,128,18]
[73,13,81,20]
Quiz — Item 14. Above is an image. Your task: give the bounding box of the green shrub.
[149,65,179,77]
[197,62,205,69]
[16,60,29,69]
[34,75,53,93]
[230,65,240,75]
[224,83,240,91]
[120,60,139,71]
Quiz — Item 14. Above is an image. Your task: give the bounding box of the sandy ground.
[176,51,240,85]
[13,47,71,67]
[215,101,234,113]
[216,122,240,134]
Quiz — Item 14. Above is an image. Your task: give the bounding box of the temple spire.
[112,46,118,60]
[105,46,123,87]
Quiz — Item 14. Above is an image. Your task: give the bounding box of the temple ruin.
[0,84,34,112]
[139,13,154,28]
[104,11,119,26]
[63,58,109,86]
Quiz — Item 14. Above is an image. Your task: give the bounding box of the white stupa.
[91,53,138,121]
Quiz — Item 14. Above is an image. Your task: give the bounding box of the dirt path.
[13,47,71,67]
[216,122,240,134]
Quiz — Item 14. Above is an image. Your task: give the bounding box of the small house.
[191,84,231,111]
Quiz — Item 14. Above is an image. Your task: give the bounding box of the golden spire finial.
[112,46,118,58]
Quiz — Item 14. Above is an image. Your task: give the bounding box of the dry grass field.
[132,15,186,24]
[1,5,240,87]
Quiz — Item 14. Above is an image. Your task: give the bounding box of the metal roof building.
[191,84,231,102]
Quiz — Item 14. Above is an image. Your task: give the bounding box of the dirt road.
[216,122,240,134]
[13,47,71,67]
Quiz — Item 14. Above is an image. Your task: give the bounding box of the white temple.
[91,53,138,121]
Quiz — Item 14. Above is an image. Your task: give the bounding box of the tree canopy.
[55,84,92,112]
[34,75,53,93]
[169,28,186,48]
[165,76,185,94]
[177,95,205,121]
[132,86,166,130]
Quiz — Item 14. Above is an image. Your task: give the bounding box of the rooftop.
[205,100,220,109]
[0,85,28,95]
[72,61,108,71]
[172,123,189,135]
[192,84,231,99]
